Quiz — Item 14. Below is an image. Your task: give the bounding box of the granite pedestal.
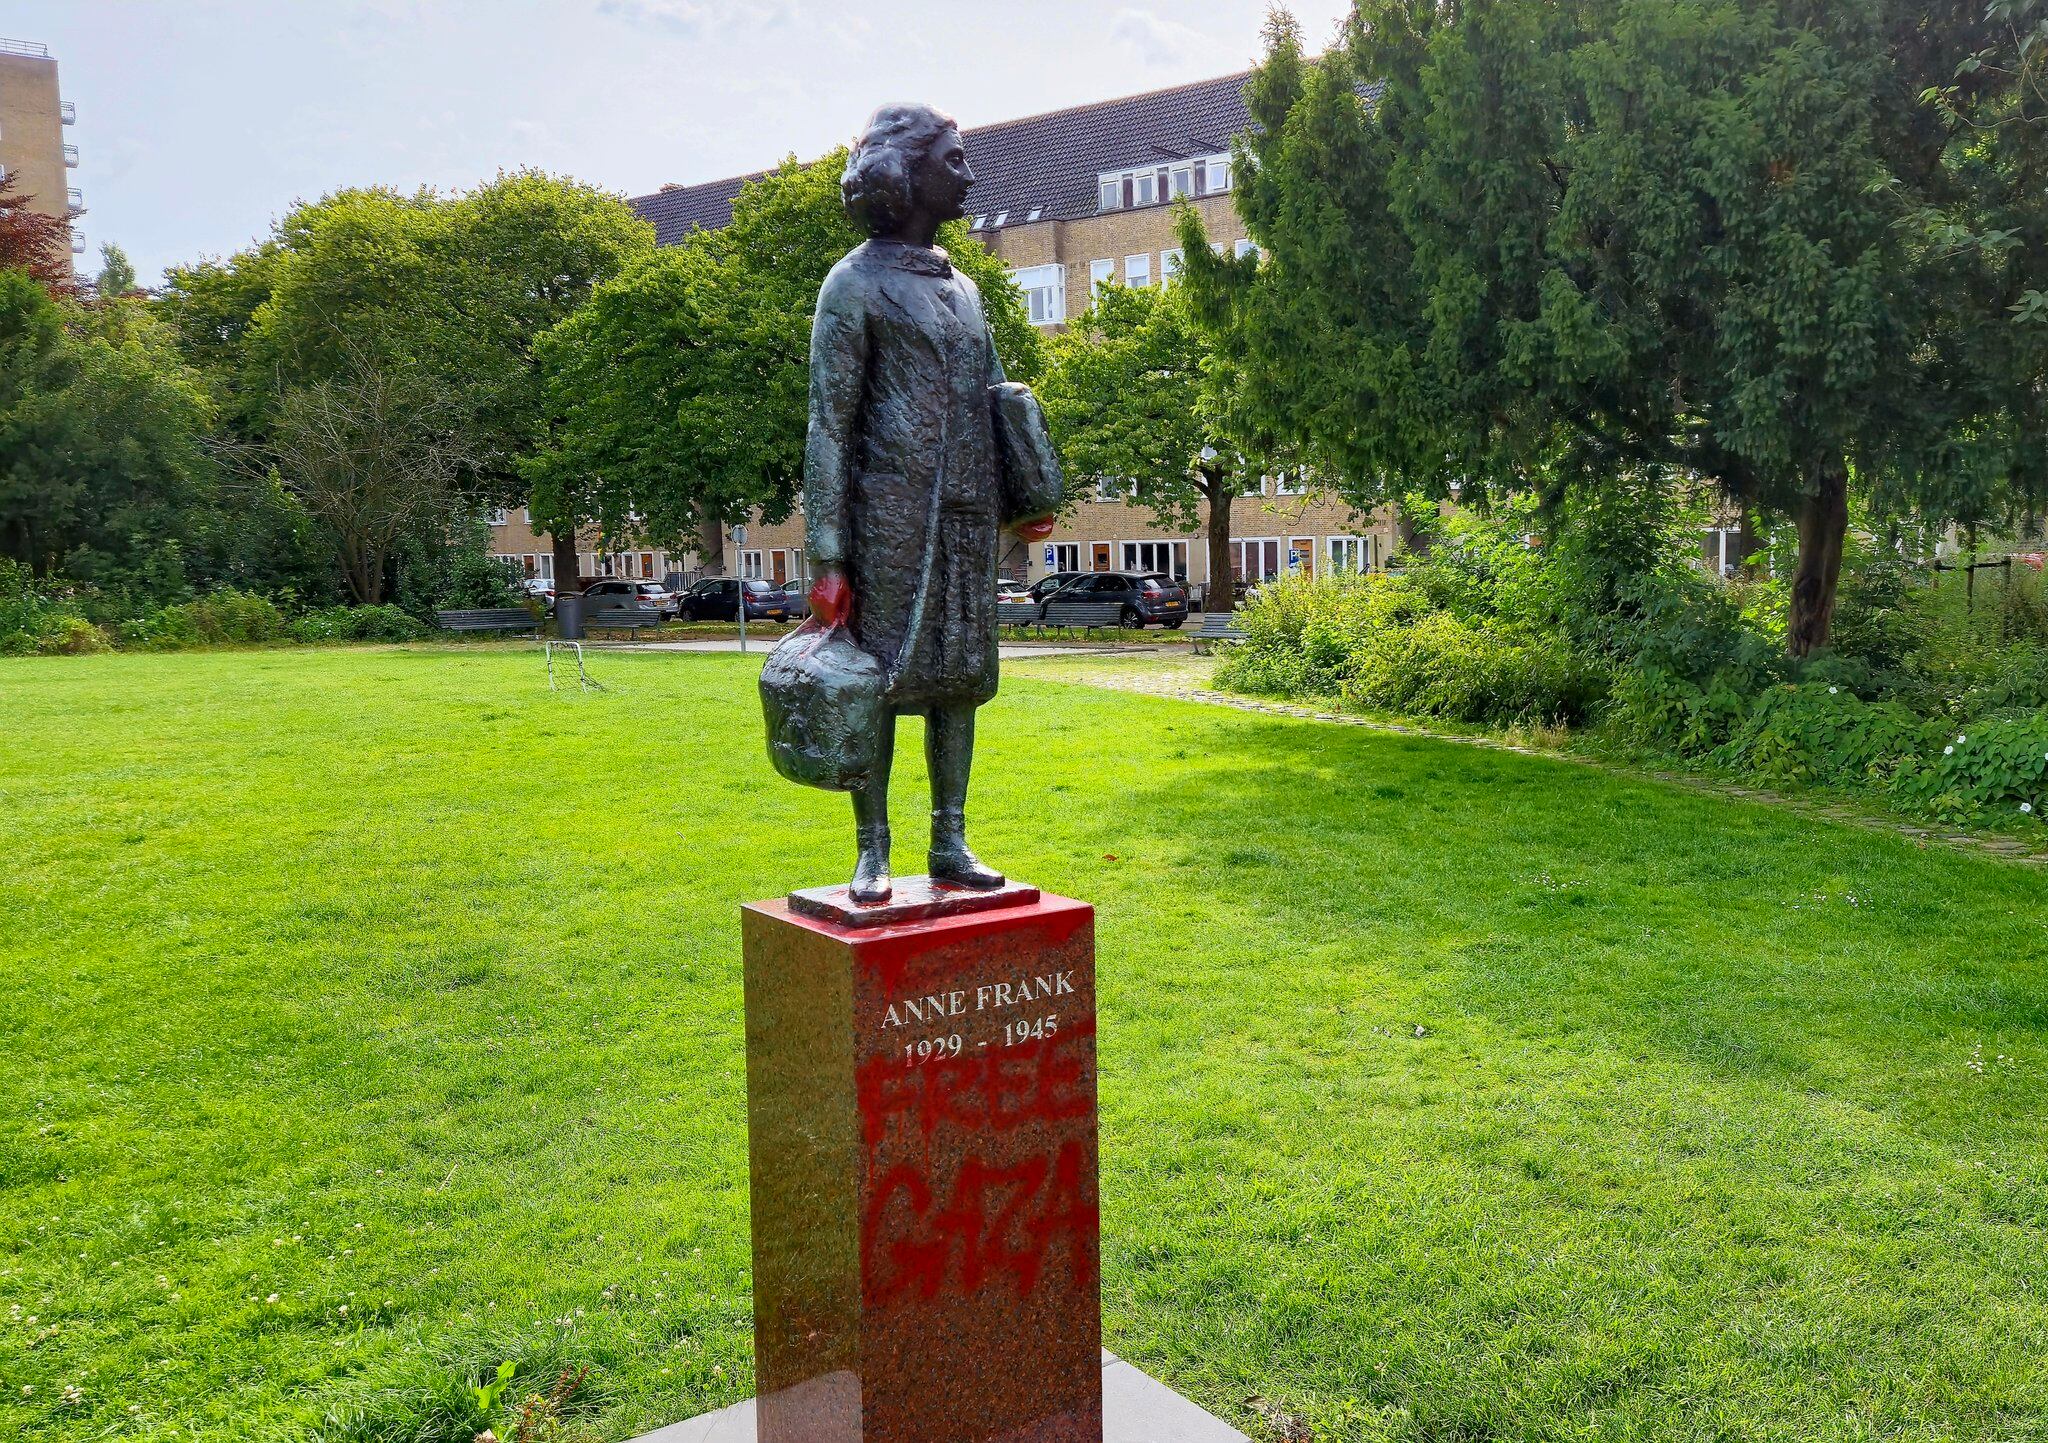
[634,1353,1250,1443]
[739,882,1107,1442]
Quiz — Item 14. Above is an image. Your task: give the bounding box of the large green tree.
[0,269,217,588]
[163,174,653,594]
[1037,281,1263,610]
[529,151,1042,576]
[1187,2,2034,656]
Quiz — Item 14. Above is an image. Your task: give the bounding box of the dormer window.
[970,215,987,231]
[1027,207,1043,222]
[992,211,1009,228]
[1097,152,1233,212]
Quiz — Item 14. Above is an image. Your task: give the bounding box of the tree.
[0,269,216,586]
[0,171,74,294]
[94,244,140,299]
[162,173,653,594]
[530,151,1041,575]
[1037,281,1262,610]
[1188,2,2032,656]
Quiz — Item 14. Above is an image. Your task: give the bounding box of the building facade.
[0,37,79,275]
[492,73,1398,597]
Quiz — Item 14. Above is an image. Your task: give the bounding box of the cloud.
[594,0,796,40]
[1109,7,1231,69]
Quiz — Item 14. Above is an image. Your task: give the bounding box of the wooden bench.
[1041,601,1126,633]
[1192,611,1248,654]
[586,606,664,639]
[996,601,1043,627]
[435,608,539,637]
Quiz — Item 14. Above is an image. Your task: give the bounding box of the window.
[640,552,655,578]
[1132,172,1157,207]
[1093,476,1134,501]
[971,215,987,231]
[1122,540,1190,580]
[1234,238,1260,261]
[1232,538,1284,585]
[521,507,531,525]
[1703,527,1747,578]
[1027,207,1043,222]
[1098,178,1121,211]
[992,211,1009,228]
[487,507,509,527]
[740,549,765,580]
[1238,473,1268,498]
[1328,536,1373,574]
[536,553,553,580]
[1170,165,1194,200]
[1044,542,1081,575]
[1272,470,1306,496]
[1161,248,1185,283]
[1208,156,1233,192]
[1012,263,1066,327]
[1124,253,1151,288]
[1098,154,1230,212]
[1089,258,1116,294]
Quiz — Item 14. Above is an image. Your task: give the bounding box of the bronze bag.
[759,620,888,793]
[990,382,1065,525]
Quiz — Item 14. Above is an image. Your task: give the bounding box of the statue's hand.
[1013,515,1057,543]
[809,565,852,628]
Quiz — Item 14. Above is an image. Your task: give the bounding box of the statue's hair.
[842,103,958,237]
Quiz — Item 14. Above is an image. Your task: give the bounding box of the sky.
[12,0,1356,287]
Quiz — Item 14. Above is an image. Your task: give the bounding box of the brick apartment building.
[0,37,81,277]
[490,72,1397,599]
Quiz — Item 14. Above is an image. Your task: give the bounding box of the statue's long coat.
[803,239,1020,710]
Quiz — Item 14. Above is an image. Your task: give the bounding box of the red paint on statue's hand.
[1013,515,1057,543]
[810,568,852,627]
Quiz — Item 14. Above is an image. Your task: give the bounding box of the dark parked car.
[1050,571,1190,629]
[1028,571,1087,604]
[680,577,797,622]
[582,578,679,618]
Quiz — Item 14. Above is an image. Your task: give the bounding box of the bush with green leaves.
[290,605,427,643]
[0,561,106,656]
[117,590,289,649]
[1707,684,1935,791]
[1890,714,2048,826]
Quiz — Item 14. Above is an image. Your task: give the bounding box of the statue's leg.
[849,710,896,904]
[927,703,1004,890]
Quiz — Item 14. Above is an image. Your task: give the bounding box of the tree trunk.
[550,529,580,594]
[698,505,727,578]
[1787,462,1849,659]
[1203,477,1235,614]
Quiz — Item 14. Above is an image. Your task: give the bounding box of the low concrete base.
[632,1352,1248,1443]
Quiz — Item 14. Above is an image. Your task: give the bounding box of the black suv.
[1049,571,1190,629]
[680,577,795,622]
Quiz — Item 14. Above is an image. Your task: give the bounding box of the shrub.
[1890,714,2048,826]
[1708,684,1934,790]
[119,590,289,649]
[1342,611,1609,727]
[291,605,427,643]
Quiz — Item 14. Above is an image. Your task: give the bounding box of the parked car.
[1028,571,1088,604]
[519,576,557,604]
[1050,571,1191,629]
[582,577,679,619]
[777,580,812,616]
[996,578,1033,603]
[680,577,797,622]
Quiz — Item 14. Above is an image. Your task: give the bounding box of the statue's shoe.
[928,848,1005,891]
[849,851,892,905]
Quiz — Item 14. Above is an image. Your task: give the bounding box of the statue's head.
[842,103,973,238]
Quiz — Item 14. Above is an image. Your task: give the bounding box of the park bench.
[996,601,1043,627]
[1192,611,1247,655]
[1041,601,1126,633]
[435,608,540,637]
[585,605,664,639]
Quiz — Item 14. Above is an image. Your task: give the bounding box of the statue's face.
[911,124,974,224]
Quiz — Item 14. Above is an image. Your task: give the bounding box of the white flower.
[1945,746,1955,756]
[2024,803,2035,815]
[1829,687,1839,695]
[1958,734,1968,745]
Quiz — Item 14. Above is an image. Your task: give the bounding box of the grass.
[2,645,2044,1443]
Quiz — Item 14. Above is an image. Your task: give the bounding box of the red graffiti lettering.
[863,1140,1098,1303]
[856,1021,1097,1148]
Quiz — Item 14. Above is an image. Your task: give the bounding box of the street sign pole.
[731,524,749,654]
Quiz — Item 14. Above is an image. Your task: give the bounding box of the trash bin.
[555,593,585,641]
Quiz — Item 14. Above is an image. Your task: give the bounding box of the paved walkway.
[1058,663,2048,869]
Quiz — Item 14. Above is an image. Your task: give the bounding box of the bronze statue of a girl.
[759,103,1062,906]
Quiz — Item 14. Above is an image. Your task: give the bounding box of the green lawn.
[2,647,2044,1443]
